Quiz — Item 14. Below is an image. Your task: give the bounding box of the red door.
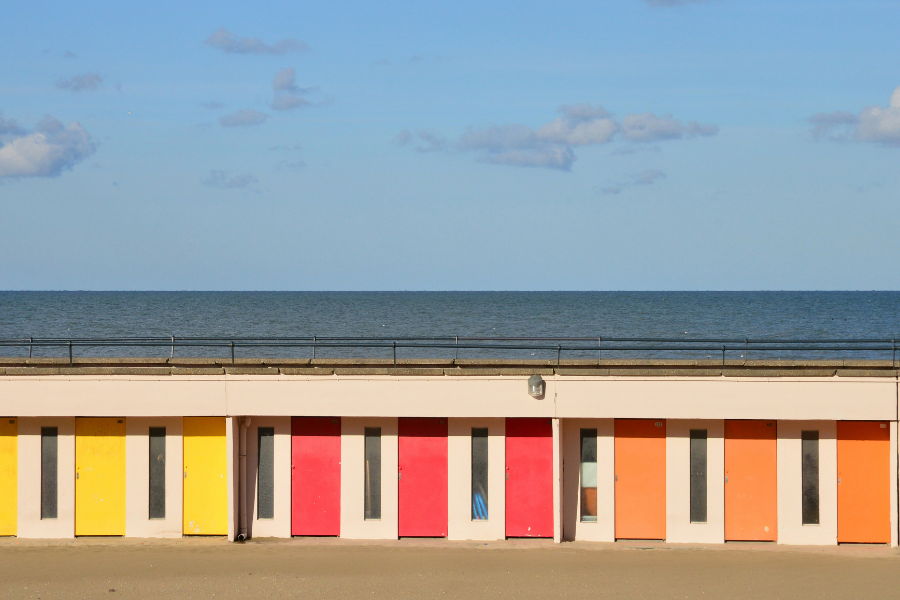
[398,418,448,537]
[291,417,341,536]
[505,418,554,538]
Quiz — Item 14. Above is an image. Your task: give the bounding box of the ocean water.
[1,291,899,360]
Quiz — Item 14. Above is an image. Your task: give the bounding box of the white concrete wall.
[666,420,725,544]
[776,421,837,545]
[447,418,505,541]
[2,375,895,421]
[340,417,398,539]
[555,378,897,421]
[227,416,237,542]
[0,378,226,417]
[561,418,614,542]
[17,418,74,538]
[553,418,562,543]
[124,417,183,537]
[246,416,291,538]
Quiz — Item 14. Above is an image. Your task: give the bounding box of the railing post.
[68,341,73,366]
[557,344,561,368]
[231,341,235,365]
[455,336,459,361]
[393,341,397,366]
[171,335,175,359]
[312,336,316,360]
[598,337,602,362]
[28,337,33,359]
[722,345,726,368]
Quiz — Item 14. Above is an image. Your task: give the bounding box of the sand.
[0,538,898,599]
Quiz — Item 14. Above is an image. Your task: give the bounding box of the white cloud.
[810,86,900,146]
[392,129,448,153]
[269,69,323,111]
[0,114,95,178]
[56,73,103,92]
[271,95,312,111]
[481,147,576,171]
[204,28,309,55]
[399,102,716,171]
[275,160,306,172]
[622,113,718,142]
[203,170,258,189]
[602,169,667,194]
[808,111,857,141]
[219,109,268,128]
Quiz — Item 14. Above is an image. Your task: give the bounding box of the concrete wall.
[340,417,398,540]
[17,418,75,538]
[776,420,837,545]
[2,374,898,544]
[561,418,614,542]
[246,416,292,538]
[124,417,183,537]
[666,420,725,544]
[447,418,505,541]
[2,375,895,421]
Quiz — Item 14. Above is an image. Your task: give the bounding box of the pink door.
[291,417,341,536]
[398,418,448,537]
[506,418,554,538]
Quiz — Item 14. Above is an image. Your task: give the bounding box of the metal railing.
[0,336,898,366]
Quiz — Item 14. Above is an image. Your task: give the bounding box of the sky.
[0,0,898,291]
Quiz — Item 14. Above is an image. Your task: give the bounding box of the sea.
[1,291,899,361]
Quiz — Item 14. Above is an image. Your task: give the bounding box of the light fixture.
[528,374,545,399]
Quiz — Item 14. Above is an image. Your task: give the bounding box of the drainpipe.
[237,416,251,541]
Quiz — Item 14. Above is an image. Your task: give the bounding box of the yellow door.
[75,418,126,536]
[0,418,17,536]
[183,417,228,535]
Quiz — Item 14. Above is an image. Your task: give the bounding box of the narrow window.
[802,430,819,525]
[364,427,381,520]
[257,427,275,519]
[41,427,58,519]
[471,428,489,520]
[149,427,166,519]
[580,429,598,522]
[690,429,707,523]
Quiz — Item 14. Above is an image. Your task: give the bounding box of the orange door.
[614,419,666,540]
[837,421,890,543]
[724,420,777,541]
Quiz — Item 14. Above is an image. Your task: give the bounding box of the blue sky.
[1,0,898,290]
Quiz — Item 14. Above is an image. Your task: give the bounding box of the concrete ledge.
[0,357,896,377]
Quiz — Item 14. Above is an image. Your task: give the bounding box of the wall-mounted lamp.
[528,374,545,399]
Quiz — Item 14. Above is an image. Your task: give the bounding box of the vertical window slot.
[149,427,166,519]
[257,427,275,519]
[690,429,707,523]
[41,427,58,519]
[364,427,381,520]
[471,428,489,520]
[801,430,819,525]
[580,429,598,522]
